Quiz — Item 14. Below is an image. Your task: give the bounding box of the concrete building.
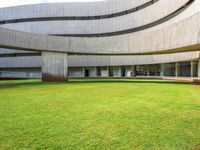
[0,0,200,81]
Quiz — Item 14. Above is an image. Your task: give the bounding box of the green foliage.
[0,79,200,150]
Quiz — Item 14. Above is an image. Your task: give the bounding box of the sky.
[0,0,105,8]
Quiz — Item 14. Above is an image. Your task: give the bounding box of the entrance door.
[121,67,126,77]
[85,69,89,77]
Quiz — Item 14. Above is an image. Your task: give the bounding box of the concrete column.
[191,60,194,77]
[147,65,150,76]
[82,67,85,77]
[42,51,68,82]
[198,56,200,78]
[160,64,164,77]
[125,66,132,77]
[131,65,136,77]
[175,62,180,77]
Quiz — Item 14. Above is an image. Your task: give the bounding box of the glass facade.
[162,63,175,76]
[96,67,101,76]
[179,62,191,77]
[67,61,199,78]
[136,65,148,76]
[149,64,161,76]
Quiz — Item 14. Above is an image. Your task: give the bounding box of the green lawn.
[0,79,200,150]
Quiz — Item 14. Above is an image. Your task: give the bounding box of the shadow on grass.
[0,78,192,89]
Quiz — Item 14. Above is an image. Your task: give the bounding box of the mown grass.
[0,79,200,150]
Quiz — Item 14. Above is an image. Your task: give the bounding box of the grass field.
[0,79,200,150]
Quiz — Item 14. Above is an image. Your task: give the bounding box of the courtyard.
[0,79,200,149]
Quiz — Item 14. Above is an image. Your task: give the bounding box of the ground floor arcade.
[0,60,199,79]
[69,60,199,78]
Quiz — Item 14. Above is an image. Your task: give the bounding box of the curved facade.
[0,0,200,80]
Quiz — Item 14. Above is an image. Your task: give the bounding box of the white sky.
[0,0,105,8]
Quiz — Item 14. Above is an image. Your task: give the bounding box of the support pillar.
[191,60,194,77]
[175,62,180,77]
[198,55,200,78]
[160,64,164,77]
[42,51,68,82]
[131,65,136,77]
[146,65,150,76]
[82,67,85,77]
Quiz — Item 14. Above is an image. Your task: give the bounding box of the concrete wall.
[42,51,68,81]
[68,67,84,77]
[0,0,189,35]
[0,0,152,19]
[0,52,199,68]
[0,68,41,78]
[101,67,109,77]
[0,11,199,55]
[68,52,200,67]
[0,56,41,68]
[89,67,97,77]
